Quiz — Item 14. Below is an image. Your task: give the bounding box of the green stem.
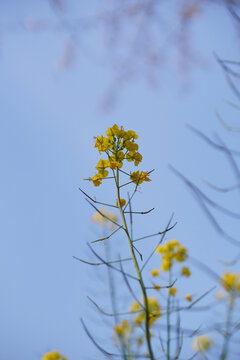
[220,295,234,360]
[103,235,128,360]
[115,168,155,360]
[167,271,172,360]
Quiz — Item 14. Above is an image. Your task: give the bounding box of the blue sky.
[0,1,239,359]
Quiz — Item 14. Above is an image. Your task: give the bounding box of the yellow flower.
[116,198,126,208]
[153,284,161,291]
[130,171,151,185]
[157,239,188,271]
[91,207,118,230]
[125,140,139,151]
[169,287,177,297]
[181,266,191,277]
[192,335,212,352]
[114,319,131,339]
[221,271,240,293]
[106,124,120,137]
[216,291,224,300]
[41,351,68,360]
[124,129,138,140]
[129,301,140,312]
[185,294,192,302]
[89,174,102,186]
[161,259,172,271]
[94,135,111,153]
[96,159,109,178]
[126,151,143,166]
[150,269,160,277]
[130,297,161,327]
[108,160,121,169]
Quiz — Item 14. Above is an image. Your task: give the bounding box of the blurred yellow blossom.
[41,351,67,360]
[130,297,161,327]
[185,294,192,302]
[157,239,188,271]
[181,266,191,277]
[91,207,118,230]
[150,269,160,277]
[114,319,132,341]
[169,287,177,297]
[220,271,240,293]
[192,335,212,352]
[216,291,224,300]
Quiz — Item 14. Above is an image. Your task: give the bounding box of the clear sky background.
[1,1,240,360]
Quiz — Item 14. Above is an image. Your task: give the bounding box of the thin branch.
[133,223,177,243]
[170,165,240,247]
[87,243,139,281]
[86,199,123,228]
[73,255,131,266]
[140,214,175,272]
[187,124,240,156]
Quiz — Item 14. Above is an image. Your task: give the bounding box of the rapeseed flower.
[185,294,192,302]
[114,319,132,339]
[130,297,161,327]
[41,351,67,360]
[116,198,126,208]
[89,125,151,186]
[192,335,212,352]
[181,266,191,277]
[169,287,177,297]
[150,269,160,277]
[157,239,188,271]
[221,271,240,293]
[91,207,118,230]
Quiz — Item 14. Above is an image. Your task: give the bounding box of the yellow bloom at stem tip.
[41,351,68,360]
[89,125,153,186]
[220,271,240,293]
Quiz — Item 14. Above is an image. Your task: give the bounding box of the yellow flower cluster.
[156,239,188,271]
[41,351,67,360]
[221,271,240,293]
[130,297,161,327]
[192,335,212,352]
[91,207,118,230]
[89,124,151,186]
